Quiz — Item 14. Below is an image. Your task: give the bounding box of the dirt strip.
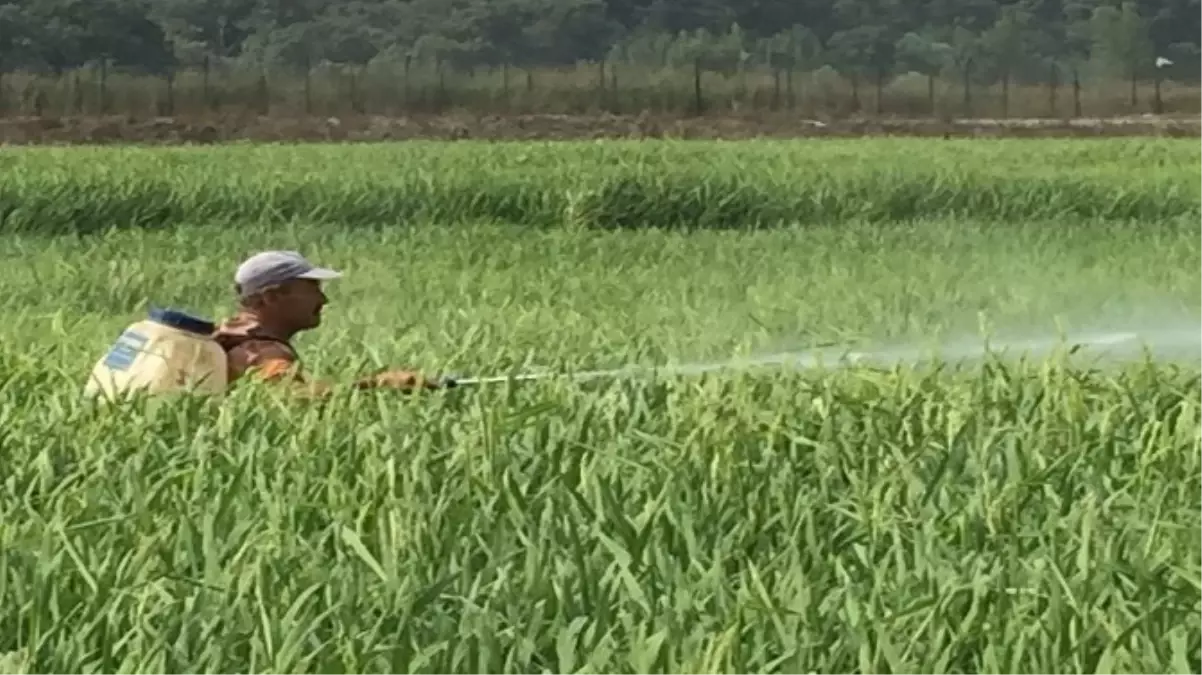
[0,112,1198,145]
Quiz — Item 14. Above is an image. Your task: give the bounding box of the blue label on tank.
[102,330,149,372]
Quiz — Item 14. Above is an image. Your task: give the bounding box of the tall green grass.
[0,139,1197,234]
[1,355,1199,673]
[0,139,1199,672]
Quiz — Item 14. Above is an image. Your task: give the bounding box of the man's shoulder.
[213,314,301,381]
[213,312,297,357]
[212,311,261,340]
[227,338,298,362]
[224,337,302,382]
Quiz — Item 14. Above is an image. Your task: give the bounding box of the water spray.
[441,329,1186,389]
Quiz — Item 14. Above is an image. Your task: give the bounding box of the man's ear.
[260,284,294,305]
[240,290,268,309]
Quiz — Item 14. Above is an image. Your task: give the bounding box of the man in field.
[212,250,446,395]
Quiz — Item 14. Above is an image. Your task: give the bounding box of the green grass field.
[0,140,1199,673]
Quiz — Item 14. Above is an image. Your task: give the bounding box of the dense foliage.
[1,0,1198,84]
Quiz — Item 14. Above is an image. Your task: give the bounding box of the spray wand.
[437,344,865,389]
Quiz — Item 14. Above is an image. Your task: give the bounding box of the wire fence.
[1,60,1197,121]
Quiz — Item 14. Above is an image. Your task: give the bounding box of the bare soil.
[0,112,1198,145]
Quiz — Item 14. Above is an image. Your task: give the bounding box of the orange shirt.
[211,311,303,385]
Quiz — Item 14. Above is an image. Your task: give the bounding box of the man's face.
[266,278,329,331]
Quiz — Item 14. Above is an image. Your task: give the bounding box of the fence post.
[1047,63,1057,117]
[961,62,972,117]
[257,69,269,115]
[786,66,795,109]
[772,68,781,110]
[525,67,534,109]
[203,55,215,112]
[1000,70,1009,118]
[874,69,884,115]
[500,62,509,111]
[609,65,617,112]
[99,59,108,115]
[403,55,412,111]
[303,56,312,115]
[164,68,175,116]
[1072,68,1081,117]
[72,71,83,115]
[439,62,449,111]
[598,59,606,111]
[692,58,703,115]
[351,68,365,114]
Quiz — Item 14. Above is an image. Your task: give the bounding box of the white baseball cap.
[234,250,342,298]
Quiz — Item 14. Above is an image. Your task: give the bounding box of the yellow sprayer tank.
[84,308,228,400]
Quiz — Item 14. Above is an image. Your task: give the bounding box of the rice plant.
[0,139,1198,673]
[0,139,1197,234]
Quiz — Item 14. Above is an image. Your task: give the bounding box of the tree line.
[0,0,1198,119]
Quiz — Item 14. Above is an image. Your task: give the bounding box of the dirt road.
[1,112,1197,144]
